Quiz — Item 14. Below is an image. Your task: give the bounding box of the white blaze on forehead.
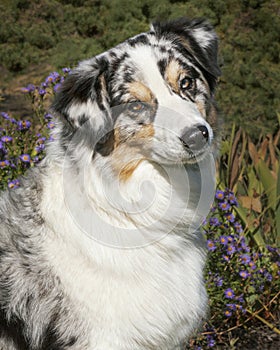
[127,46,171,104]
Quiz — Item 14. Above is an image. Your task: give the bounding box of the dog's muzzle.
[180,124,210,153]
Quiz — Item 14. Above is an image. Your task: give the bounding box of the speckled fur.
[0,18,220,350]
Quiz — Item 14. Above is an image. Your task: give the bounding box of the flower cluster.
[21,68,71,97]
[188,189,280,348]
[0,69,71,191]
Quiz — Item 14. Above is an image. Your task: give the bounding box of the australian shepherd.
[0,18,220,349]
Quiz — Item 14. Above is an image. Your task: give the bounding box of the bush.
[187,189,279,348]
[0,69,70,191]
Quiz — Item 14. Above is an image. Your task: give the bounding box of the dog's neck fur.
[41,144,207,253]
[39,153,208,348]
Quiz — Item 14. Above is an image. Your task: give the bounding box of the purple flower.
[21,84,35,93]
[36,137,46,145]
[19,154,31,163]
[215,276,223,287]
[38,88,46,96]
[45,72,60,85]
[206,335,215,347]
[53,83,62,92]
[225,288,235,299]
[47,121,55,129]
[207,240,216,251]
[209,217,220,227]
[215,190,225,200]
[240,238,250,251]
[223,255,230,262]
[227,245,236,255]
[224,309,232,317]
[0,160,10,168]
[17,120,31,130]
[8,179,20,189]
[264,272,272,282]
[35,144,45,153]
[62,67,71,73]
[228,191,238,206]
[226,303,237,310]
[239,270,249,279]
[10,118,17,124]
[236,295,245,303]
[234,221,243,233]
[220,235,228,245]
[240,254,251,264]
[249,261,256,270]
[1,136,13,142]
[219,201,231,211]
[267,245,277,253]
[44,113,53,120]
[225,212,235,222]
[1,112,10,120]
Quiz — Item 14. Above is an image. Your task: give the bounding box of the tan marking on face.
[196,100,206,118]
[111,124,154,182]
[165,60,184,93]
[119,158,144,182]
[132,124,154,140]
[127,81,155,103]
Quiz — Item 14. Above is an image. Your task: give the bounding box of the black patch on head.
[78,113,90,126]
[159,46,167,53]
[152,17,221,92]
[93,76,106,112]
[52,56,109,128]
[109,53,129,78]
[128,34,150,47]
[157,59,167,77]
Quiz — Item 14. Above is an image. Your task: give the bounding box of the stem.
[246,309,280,335]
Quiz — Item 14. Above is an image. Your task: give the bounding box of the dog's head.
[52,18,220,179]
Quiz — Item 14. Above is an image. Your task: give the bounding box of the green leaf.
[256,159,277,210]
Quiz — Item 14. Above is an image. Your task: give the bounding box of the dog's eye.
[180,77,195,91]
[128,101,145,113]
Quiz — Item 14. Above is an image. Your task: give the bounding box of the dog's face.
[53,18,220,179]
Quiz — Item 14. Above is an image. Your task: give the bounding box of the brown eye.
[128,101,145,113]
[180,77,195,91]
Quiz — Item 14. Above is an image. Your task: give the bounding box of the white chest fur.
[41,161,208,349]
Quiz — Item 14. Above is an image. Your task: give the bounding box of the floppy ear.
[52,57,112,144]
[152,18,221,90]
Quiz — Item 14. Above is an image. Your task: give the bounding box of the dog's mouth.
[180,138,211,164]
[183,147,210,164]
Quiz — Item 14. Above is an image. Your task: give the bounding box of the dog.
[0,18,220,350]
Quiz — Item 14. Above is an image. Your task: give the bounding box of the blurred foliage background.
[0,1,279,348]
[0,0,279,137]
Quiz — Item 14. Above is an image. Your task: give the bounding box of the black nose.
[180,124,209,152]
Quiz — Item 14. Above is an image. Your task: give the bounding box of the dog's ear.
[151,18,221,90]
[52,57,112,138]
